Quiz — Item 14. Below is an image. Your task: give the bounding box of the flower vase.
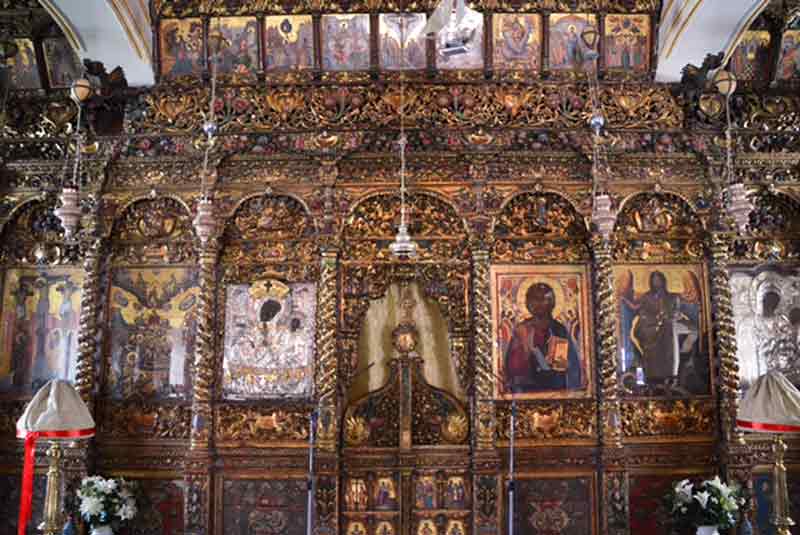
[91,525,114,535]
[696,526,719,535]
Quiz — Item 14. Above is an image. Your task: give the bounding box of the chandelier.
[389,16,418,259]
[54,77,94,239]
[713,69,752,234]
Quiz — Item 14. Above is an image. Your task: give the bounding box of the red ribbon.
[17,428,94,535]
[737,419,800,433]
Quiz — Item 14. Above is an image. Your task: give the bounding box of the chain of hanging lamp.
[192,23,221,245]
[389,15,418,259]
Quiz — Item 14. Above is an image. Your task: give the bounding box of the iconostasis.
[0,2,799,535]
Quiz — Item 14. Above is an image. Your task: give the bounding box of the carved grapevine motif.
[620,399,715,437]
[0,200,77,265]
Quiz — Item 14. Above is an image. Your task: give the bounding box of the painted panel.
[120,479,184,535]
[436,9,483,70]
[7,38,41,90]
[0,473,45,535]
[379,13,427,70]
[42,37,83,88]
[614,264,710,396]
[222,479,307,535]
[548,14,597,71]
[321,14,371,71]
[729,31,771,81]
[777,30,800,81]
[108,268,198,400]
[209,17,259,78]
[628,475,673,535]
[0,268,83,395]
[752,471,800,535]
[491,265,594,400]
[603,14,650,72]
[514,476,594,534]
[222,280,316,399]
[264,15,314,71]
[159,18,204,77]
[492,14,542,71]
[730,268,800,393]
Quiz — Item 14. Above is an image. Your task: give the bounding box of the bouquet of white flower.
[667,476,744,532]
[77,476,138,532]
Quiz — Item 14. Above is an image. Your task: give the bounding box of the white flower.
[80,496,104,519]
[96,479,118,494]
[674,479,694,503]
[694,491,711,509]
[117,502,137,521]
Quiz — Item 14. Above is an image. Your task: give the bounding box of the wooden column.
[185,238,219,535]
[591,234,628,535]
[471,245,501,535]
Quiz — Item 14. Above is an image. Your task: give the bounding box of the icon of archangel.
[222,280,316,399]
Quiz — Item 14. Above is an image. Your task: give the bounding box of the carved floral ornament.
[612,192,706,262]
[132,84,683,136]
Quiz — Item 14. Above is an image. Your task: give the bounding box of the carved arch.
[491,190,590,263]
[220,192,319,282]
[613,191,705,262]
[109,196,197,265]
[0,198,75,266]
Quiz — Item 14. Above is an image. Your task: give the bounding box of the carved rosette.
[708,232,743,445]
[591,235,623,449]
[190,241,218,448]
[472,249,495,449]
[316,248,338,451]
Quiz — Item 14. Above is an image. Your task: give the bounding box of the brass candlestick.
[39,442,64,535]
[771,434,795,535]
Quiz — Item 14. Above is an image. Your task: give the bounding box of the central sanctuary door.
[341,284,471,535]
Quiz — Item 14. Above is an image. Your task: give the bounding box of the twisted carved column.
[74,236,102,405]
[185,240,218,535]
[472,248,495,450]
[591,235,628,535]
[316,248,339,451]
[708,232,744,446]
[591,235,623,449]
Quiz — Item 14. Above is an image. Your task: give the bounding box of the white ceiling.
[656,0,771,82]
[39,0,154,87]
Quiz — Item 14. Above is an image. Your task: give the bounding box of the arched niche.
[340,192,470,396]
[216,193,319,404]
[102,196,198,408]
[612,192,711,398]
[349,282,463,403]
[613,191,704,263]
[732,189,800,262]
[0,199,83,397]
[492,190,590,262]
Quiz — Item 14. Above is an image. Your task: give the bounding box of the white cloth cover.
[737,371,800,433]
[16,379,95,436]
